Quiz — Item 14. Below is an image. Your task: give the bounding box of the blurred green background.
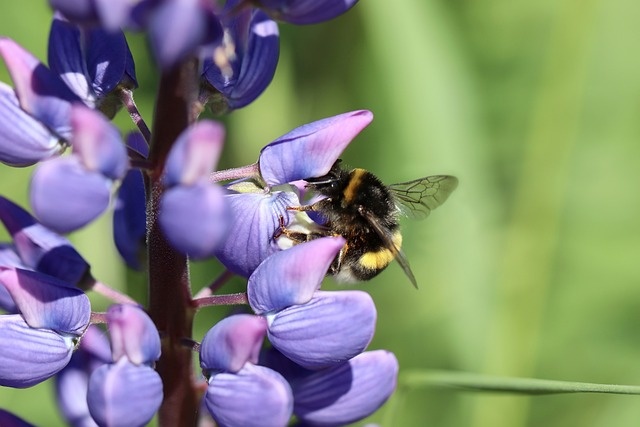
[2,0,640,426]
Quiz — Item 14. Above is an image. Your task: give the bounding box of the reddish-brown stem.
[118,88,152,143]
[192,293,249,310]
[147,59,200,427]
[209,162,261,183]
[193,269,235,299]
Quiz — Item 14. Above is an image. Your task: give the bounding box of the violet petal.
[107,304,161,365]
[259,110,372,186]
[267,290,376,369]
[0,409,36,427]
[200,314,267,374]
[205,363,293,427]
[258,0,359,25]
[113,170,146,270]
[248,236,344,315]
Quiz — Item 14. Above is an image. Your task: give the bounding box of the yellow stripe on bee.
[358,231,403,270]
[343,168,367,203]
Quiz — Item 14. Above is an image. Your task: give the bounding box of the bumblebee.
[279,160,458,288]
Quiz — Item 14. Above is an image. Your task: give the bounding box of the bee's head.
[304,160,345,197]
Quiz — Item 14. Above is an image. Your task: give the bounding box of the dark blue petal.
[0,82,64,167]
[205,364,293,427]
[248,236,344,315]
[107,304,161,365]
[87,359,163,427]
[148,0,222,69]
[267,290,376,369]
[0,315,73,388]
[49,0,100,25]
[0,267,91,334]
[0,196,91,285]
[259,110,373,186]
[30,156,111,233]
[258,0,359,25]
[0,38,79,139]
[200,314,267,374]
[48,17,137,109]
[159,182,229,259]
[203,6,279,110]
[215,190,299,277]
[0,408,36,427]
[293,350,399,426]
[113,170,146,270]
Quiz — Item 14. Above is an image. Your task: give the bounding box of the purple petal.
[200,314,267,374]
[0,267,91,334]
[30,156,111,233]
[293,350,399,426]
[0,409,36,427]
[248,236,344,315]
[203,5,279,110]
[113,170,146,270]
[0,196,91,285]
[0,266,18,312]
[258,0,359,25]
[125,131,148,159]
[70,105,128,179]
[0,315,73,388]
[205,363,293,427]
[259,110,373,185]
[0,37,78,139]
[164,120,225,187]
[107,304,161,365]
[215,190,299,277]
[0,82,65,167]
[49,0,100,25]
[87,359,162,427]
[159,182,229,259]
[148,0,222,69]
[267,290,376,369]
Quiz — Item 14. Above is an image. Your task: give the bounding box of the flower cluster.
[0,1,401,426]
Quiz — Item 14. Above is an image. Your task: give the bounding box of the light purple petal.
[113,170,146,270]
[159,182,229,259]
[0,315,73,388]
[268,290,376,369]
[0,264,18,312]
[70,105,128,179]
[258,0,359,25]
[164,120,225,187]
[0,37,78,138]
[49,0,100,24]
[293,350,399,426]
[200,314,267,374]
[205,363,293,427]
[215,190,299,277]
[148,0,221,69]
[0,82,65,167]
[87,359,162,427]
[0,408,37,427]
[30,156,111,233]
[107,304,160,365]
[248,236,344,315]
[259,110,372,186]
[0,267,91,334]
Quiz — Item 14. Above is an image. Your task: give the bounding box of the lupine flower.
[200,314,294,427]
[48,0,145,30]
[0,268,91,388]
[253,0,360,25]
[248,237,378,369]
[215,110,373,277]
[48,15,138,118]
[87,304,162,427]
[56,325,111,427]
[201,0,280,112]
[159,120,229,259]
[30,105,129,233]
[0,196,91,287]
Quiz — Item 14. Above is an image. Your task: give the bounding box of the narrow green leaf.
[400,370,640,396]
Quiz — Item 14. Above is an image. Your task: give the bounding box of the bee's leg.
[273,215,318,243]
[330,244,348,275]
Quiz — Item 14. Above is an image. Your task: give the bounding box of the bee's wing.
[389,175,458,220]
[358,206,418,289]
